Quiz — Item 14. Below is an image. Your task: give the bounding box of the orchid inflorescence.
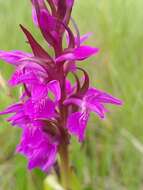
[0,0,122,174]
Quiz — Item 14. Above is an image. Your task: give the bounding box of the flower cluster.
[0,0,122,172]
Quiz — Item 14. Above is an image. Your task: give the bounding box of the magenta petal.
[0,103,22,115]
[65,79,75,95]
[56,46,99,62]
[64,97,82,107]
[56,53,74,62]
[8,112,28,126]
[32,5,39,26]
[67,111,89,142]
[0,50,32,66]
[87,88,123,105]
[79,33,92,44]
[66,0,74,7]
[9,70,38,86]
[31,84,48,101]
[86,101,106,119]
[39,11,55,43]
[24,98,56,119]
[75,33,92,46]
[64,61,76,73]
[31,0,47,26]
[85,87,123,118]
[38,11,63,47]
[28,142,57,171]
[19,61,46,73]
[47,80,61,101]
[17,126,58,171]
[53,0,59,5]
[73,46,99,60]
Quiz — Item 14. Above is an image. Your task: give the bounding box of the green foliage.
[0,0,143,189]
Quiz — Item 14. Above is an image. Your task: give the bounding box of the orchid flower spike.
[0,0,122,172]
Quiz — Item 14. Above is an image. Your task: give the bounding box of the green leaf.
[70,170,83,190]
[44,175,64,190]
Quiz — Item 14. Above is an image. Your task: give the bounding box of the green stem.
[59,143,71,190]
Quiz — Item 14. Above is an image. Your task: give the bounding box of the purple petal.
[0,103,22,115]
[31,84,48,101]
[64,0,74,25]
[75,33,92,46]
[47,80,61,101]
[9,70,39,86]
[67,111,89,142]
[71,46,99,60]
[87,88,123,105]
[66,79,73,94]
[28,142,57,171]
[7,111,29,126]
[86,101,106,119]
[32,5,39,26]
[56,46,99,62]
[38,11,63,47]
[66,0,74,7]
[84,87,123,118]
[17,126,58,171]
[53,0,59,5]
[64,97,107,119]
[64,97,82,107]
[24,98,56,119]
[64,61,76,73]
[0,50,32,66]
[31,0,47,26]
[18,59,47,73]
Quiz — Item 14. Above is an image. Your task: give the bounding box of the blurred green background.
[0,0,143,189]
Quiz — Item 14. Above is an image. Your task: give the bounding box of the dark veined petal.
[31,84,48,101]
[24,98,56,120]
[0,50,32,66]
[56,46,99,62]
[67,111,89,142]
[31,80,61,102]
[9,70,36,86]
